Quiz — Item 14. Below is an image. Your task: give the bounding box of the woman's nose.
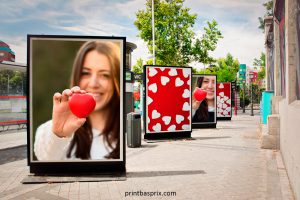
[88,74,100,88]
[208,81,214,88]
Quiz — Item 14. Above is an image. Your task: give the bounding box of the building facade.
[262,0,300,198]
[0,41,15,62]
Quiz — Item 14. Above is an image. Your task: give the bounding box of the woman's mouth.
[89,93,102,101]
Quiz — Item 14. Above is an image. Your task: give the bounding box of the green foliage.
[197,66,215,75]
[194,53,239,82]
[192,67,199,74]
[0,70,26,95]
[239,86,250,107]
[253,52,266,81]
[192,20,223,66]
[253,52,266,67]
[258,66,266,81]
[194,53,239,83]
[258,1,273,32]
[31,40,82,135]
[132,58,144,74]
[216,68,236,82]
[134,0,222,66]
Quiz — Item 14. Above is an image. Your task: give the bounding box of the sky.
[0,0,266,70]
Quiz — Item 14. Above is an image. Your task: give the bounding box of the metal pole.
[251,82,254,116]
[7,74,9,95]
[234,89,237,116]
[243,83,245,113]
[22,79,23,95]
[152,0,155,65]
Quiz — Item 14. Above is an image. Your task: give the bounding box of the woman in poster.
[192,76,216,123]
[34,41,120,160]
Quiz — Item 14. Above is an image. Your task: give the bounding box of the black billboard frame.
[27,34,126,175]
[143,65,192,140]
[191,74,217,129]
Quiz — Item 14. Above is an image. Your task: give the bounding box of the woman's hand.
[52,86,87,138]
[192,87,204,109]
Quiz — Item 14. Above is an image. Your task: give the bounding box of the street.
[0,112,294,200]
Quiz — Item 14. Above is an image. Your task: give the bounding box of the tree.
[195,53,239,82]
[253,52,266,81]
[134,0,222,67]
[215,54,239,82]
[253,52,266,67]
[258,67,266,81]
[193,20,223,68]
[132,58,144,74]
[0,70,26,95]
[258,1,273,32]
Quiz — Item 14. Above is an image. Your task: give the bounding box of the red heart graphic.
[193,88,207,102]
[69,93,96,118]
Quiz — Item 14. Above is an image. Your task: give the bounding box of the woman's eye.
[81,72,90,76]
[100,74,111,79]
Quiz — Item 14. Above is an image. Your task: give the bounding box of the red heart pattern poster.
[217,82,232,117]
[146,66,191,133]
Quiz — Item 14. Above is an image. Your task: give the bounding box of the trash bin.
[127,112,141,148]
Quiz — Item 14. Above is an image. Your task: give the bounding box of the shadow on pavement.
[0,145,27,165]
[144,137,196,143]
[192,136,231,140]
[127,170,206,178]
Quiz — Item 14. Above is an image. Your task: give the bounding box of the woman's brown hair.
[67,41,120,159]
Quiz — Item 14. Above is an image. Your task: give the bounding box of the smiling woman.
[192,75,216,124]
[33,39,122,161]
[28,35,125,174]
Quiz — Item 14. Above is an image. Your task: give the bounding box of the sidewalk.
[0,115,295,200]
[0,130,26,150]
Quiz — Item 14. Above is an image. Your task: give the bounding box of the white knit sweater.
[34,120,112,161]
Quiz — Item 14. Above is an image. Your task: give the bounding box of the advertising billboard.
[217,82,232,120]
[28,35,125,174]
[144,65,192,139]
[191,74,217,128]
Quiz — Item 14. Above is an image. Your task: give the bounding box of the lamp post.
[151,0,155,65]
[243,81,245,113]
[7,74,9,95]
[250,73,254,116]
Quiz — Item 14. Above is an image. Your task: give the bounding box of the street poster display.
[191,74,217,128]
[144,65,192,139]
[217,82,232,120]
[28,35,125,174]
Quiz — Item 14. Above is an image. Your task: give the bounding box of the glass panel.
[0,66,27,131]
[0,69,26,96]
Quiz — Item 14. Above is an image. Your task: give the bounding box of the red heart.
[193,88,207,102]
[69,93,96,118]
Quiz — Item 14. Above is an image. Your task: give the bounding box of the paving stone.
[0,115,296,199]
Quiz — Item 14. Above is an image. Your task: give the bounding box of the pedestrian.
[192,76,216,122]
[34,41,120,160]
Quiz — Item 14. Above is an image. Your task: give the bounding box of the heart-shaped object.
[193,88,207,102]
[69,93,96,118]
